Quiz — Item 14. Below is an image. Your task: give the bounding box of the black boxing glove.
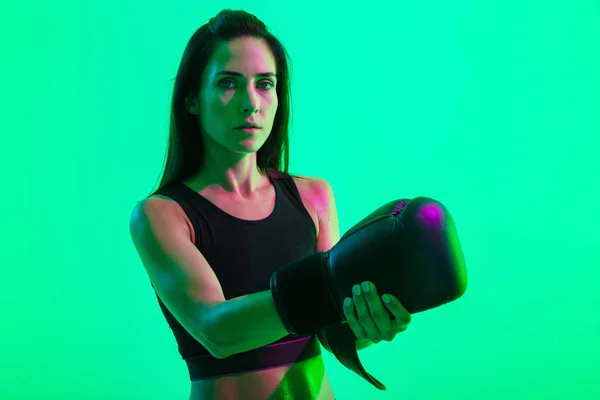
[270,197,467,335]
[269,197,467,390]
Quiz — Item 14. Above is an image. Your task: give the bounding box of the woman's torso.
[176,174,335,400]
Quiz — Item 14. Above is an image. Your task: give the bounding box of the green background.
[1,0,598,399]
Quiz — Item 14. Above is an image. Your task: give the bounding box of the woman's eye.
[219,79,274,90]
[219,79,234,88]
[259,81,275,89]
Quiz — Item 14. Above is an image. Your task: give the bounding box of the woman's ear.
[185,96,199,115]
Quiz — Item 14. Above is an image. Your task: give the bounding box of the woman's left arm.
[311,177,372,352]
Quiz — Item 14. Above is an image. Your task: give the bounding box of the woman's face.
[186,36,279,155]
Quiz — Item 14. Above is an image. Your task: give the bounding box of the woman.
[129,9,411,400]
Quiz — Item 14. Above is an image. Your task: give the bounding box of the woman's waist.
[189,354,333,400]
[185,335,321,381]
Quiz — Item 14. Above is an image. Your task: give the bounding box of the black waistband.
[185,335,321,380]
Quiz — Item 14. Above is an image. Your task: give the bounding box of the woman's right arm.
[129,197,289,359]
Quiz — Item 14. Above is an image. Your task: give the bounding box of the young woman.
[129,9,410,400]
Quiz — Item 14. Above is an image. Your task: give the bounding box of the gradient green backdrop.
[2,1,599,399]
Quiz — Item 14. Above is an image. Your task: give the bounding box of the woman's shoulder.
[268,169,334,208]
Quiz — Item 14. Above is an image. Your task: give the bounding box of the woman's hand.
[343,281,411,344]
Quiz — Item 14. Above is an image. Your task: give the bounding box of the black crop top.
[150,172,322,380]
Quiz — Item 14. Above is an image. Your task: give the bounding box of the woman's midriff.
[188,354,335,400]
